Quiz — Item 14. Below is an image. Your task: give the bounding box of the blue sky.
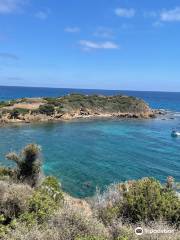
[0,0,180,91]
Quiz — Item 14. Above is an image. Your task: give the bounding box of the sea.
[0,85,180,197]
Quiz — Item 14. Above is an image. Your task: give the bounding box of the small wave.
[161,109,180,117]
[173,112,180,117]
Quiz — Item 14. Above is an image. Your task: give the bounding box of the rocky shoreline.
[0,94,162,125]
[0,110,157,124]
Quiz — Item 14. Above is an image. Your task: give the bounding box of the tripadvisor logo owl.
[135,226,175,236]
[135,227,143,235]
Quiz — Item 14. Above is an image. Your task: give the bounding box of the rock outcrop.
[0,93,156,124]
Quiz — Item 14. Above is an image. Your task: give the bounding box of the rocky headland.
[0,93,157,124]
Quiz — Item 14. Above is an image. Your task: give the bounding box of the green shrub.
[6,144,42,187]
[0,167,14,181]
[41,176,64,201]
[20,189,57,224]
[57,94,149,114]
[41,176,61,192]
[108,220,137,240]
[43,97,62,106]
[9,108,29,119]
[39,104,55,116]
[121,178,180,224]
[0,94,151,121]
[0,181,33,223]
[92,178,180,226]
[91,184,123,224]
[0,223,9,239]
[0,167,12,176]
[10,109,20,119]
[19,177,63,225]
[48,204,109,240]
[56,105,65,114]
[0,101,12,108]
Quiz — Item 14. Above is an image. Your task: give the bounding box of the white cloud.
[65,27,80,33]
[79,40,119,51]
[35,10,49,20]
[115,8,135,18]
[0,0,26,14]
[160,7,180,22]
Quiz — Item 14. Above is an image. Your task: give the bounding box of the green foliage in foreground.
[93,178,180,227]
[0,177,64,237]
[6,144,42,187]
[0,167,13,181]
[121,178,180,224]
[0,144,180,240]
[20,177,64,225]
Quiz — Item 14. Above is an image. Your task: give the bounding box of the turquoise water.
[0,86,180,197]
[0,118,180,197]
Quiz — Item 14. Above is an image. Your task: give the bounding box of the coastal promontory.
[0,93,155,124]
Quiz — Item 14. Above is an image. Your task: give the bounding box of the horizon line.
[0,85,180,94]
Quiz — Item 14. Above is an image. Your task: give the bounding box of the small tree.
[10,109,20,119]
[6,144,42,187]
[39,104,55,116]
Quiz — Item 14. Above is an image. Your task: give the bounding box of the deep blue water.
[0,85,180,111]
[0,86,180,197]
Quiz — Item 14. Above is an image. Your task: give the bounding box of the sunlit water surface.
[0,86,180,197]
[0,118,179,197]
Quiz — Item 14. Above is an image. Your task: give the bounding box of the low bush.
[43,97,62,106]
[41,176,64,201]
[47,204,109,240]
[91,185,123,224]
[19,177,64,225]
[0,181,33,222]
[0,167,14,181]
[0,101,12,108]
[121,178,180,225]
[2,223,59,240]
[39,104,55,116]
[10,108,29,118]
[108,220,136,240]
[91,178,180,226]
[9,109,20,119]
[3,220,180,240]
[20,189,58,225]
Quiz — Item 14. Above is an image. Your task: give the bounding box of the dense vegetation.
[0,144,179,240]
[43,94,151,114]
[0,101,15,109]
[0,94,153,122]
[38,104,55,116]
